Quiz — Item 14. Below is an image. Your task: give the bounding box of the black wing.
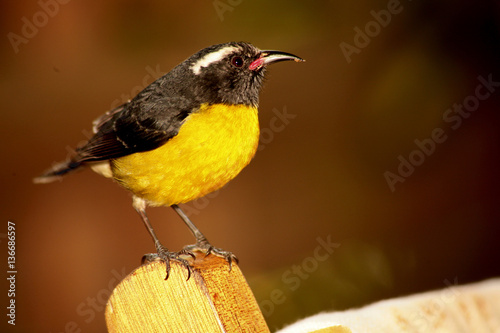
[34,63,201,183]
[76,93,194,163]
[34,89,195,183]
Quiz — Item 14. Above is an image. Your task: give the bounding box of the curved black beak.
[249,50,304,70]
[260,50,304,64]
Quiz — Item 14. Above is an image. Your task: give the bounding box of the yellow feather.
[110,103,259,207]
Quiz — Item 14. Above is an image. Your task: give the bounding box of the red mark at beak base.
[249,50,304,71]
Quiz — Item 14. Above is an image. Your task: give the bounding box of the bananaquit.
[34,42,304,277]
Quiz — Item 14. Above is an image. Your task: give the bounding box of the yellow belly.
[110,103,260,207]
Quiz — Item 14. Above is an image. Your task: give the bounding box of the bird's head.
[184,42,304,107]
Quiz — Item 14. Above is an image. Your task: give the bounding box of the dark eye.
[231,56,244,68]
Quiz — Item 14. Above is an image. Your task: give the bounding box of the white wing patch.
[190,46,240,75]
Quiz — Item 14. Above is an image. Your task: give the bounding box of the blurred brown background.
[1,0,500,332]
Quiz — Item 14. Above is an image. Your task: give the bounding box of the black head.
[182,42,304,107]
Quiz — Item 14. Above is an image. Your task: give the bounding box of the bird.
[34,41,304,279]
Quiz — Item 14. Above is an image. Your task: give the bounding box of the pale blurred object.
[277,278,500,333]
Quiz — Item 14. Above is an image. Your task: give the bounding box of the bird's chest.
[111,103,260,205]
[173,103,260,164]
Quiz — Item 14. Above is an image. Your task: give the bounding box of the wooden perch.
[105,253,269,333]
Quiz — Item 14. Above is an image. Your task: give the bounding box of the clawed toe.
[142,246,194,280]
[184,241,238,270]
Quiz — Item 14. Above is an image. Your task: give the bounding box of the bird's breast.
[111,103,260,206]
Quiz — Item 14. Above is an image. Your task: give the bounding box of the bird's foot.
[183,239,238,270]
[142,244,195,280]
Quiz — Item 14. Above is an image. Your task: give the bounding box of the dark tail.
[33,160,83,184]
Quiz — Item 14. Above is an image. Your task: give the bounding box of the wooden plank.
[105,253,270,332]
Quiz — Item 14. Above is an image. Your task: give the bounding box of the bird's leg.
[171,204,238,269]
[133,197,193,280]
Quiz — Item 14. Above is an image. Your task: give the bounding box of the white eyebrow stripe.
[190,46,240,75]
